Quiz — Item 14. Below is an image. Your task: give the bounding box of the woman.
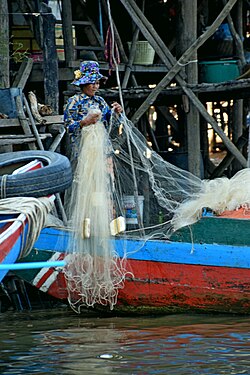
[64,60,123,160]
[63,61,126,311]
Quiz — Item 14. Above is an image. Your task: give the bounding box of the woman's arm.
[64,95,84,134]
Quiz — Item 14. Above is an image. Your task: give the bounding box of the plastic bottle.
[158,210,164,224]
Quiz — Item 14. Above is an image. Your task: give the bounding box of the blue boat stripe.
[37,229,250,270]
[115,239,250,269]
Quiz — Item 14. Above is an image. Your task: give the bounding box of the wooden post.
[177,0,201,177]
[41,3,59,114]
[231,0,244,173]
[0,0,10,88]
[120,0,247,168]
[61,0,75,65]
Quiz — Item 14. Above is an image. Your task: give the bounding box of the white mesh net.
[64,109,250,312]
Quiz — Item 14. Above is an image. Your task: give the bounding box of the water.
[0,308,249,375]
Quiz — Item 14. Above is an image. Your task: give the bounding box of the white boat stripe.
[0,213,26,244]
[33,252,61,286]
[39,270,59,292]
[34,254,71,292]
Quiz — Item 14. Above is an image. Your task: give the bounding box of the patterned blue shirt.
[64,93,112,159]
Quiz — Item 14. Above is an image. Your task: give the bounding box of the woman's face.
[82,81,100,97]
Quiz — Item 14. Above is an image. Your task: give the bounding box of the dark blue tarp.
[0,88,22,118]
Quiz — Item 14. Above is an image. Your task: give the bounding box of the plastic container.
[122,195,144,224]
[128,41,155,65]
[199,60,239,83]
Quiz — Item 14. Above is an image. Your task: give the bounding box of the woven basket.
[128,41,155,65]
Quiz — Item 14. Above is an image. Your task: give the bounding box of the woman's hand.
[111,102,123,114]
[80,112,101,128]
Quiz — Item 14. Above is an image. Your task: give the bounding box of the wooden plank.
[0,115,64,128]
[15,95,36,150]
[0,133,51,145]
[39,115,64,124]
[0,119,20,127]
[0,134,51,139]
[72,21,92,26]
[12,58,33,89]
[74,46,104,51]
[23,94,44,150]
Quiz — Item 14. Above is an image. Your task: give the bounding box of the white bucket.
[122,195,144,224]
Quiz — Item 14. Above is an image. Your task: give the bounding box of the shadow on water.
[0,308,249,374]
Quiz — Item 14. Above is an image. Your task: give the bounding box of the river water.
[0,308,249,375]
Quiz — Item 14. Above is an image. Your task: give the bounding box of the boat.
[0,212,28,282]
[1,141,249,315]
[0,150,72,285]
[13,206,250,315]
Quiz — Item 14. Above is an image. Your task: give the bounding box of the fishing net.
[64,109,129,312]
[64,108,250,312]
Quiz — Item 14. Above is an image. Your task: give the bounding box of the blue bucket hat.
[71,61,107,86]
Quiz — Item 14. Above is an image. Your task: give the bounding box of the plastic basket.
[128,41,155,65]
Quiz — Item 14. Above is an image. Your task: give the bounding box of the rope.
[0,196,54,258]
[106,0,144,232]
[177,59,198,67]
[0,175,8,199]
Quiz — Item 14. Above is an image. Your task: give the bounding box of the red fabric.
[104,26,120,75]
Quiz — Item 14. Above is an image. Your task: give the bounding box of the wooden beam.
[120,0,238,123]
[209,130,248,178]
[12,58,33,89]
[178,0,201,177]
[157,106,180,134]
[23,94,44,150]
[122,0,145,88]
[0,115,63,128]
[15,95,36,150]
[41,3,59,114]
[0,133,51,145]
[61,0,75,65]
[0,0,9,88]
[101,0,137,86]
[222,0,246,67]
[120,0,247,168]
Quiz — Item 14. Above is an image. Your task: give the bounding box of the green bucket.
[199,60,239,83]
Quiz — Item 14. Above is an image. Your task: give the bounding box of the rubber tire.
[0,150,72,198]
